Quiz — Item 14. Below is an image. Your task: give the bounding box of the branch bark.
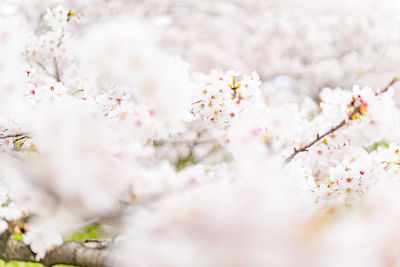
[0,231,110,267]
[0,133,28,139]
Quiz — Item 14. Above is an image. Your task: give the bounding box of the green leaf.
[0,261,77,267]
[67,10,75,17]
[2,198,11,207]
[365,141,389,153]
[12,141,24,151]
[64,224,99,242]
[11,233,23,241]
[175,152,196,171]
[5,262,42,267]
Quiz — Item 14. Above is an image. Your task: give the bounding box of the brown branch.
[375,76,399,95]
[283,113,349,165]
[35,61,59,82]
[0,230,110,267]
[284,77,399,165]
[53,57,61,83]
[52,28,65,84]
[0,133,28,140]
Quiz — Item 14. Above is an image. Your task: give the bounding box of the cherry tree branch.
[0,230,110,267]
[53,57,61,83]
[284,77,399,165]
[375,76,399,95]
[35,61,60,82]
[283,119,347,165]
[0,133,28,139]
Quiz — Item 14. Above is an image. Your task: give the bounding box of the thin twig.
[34,61,59,81]
[52,28,65,83]
[283,118,348,165]
[375,76,399,95]
[14,135,28,142]
[284,77,399,165]
[53,57,61,83]
[0,133,27,140]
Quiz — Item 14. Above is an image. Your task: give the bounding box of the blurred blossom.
[2,0,400,266]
